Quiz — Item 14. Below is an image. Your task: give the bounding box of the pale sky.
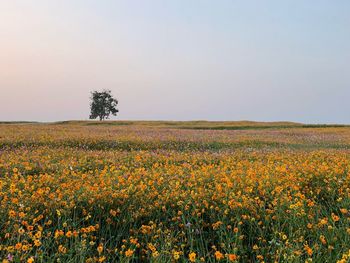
[0,1,349,123]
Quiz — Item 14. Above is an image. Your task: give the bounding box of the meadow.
[1,121,350,262]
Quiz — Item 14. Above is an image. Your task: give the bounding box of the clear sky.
[0,1,349,123]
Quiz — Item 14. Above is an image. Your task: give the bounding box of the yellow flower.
[22,245,29,251]
[173,251,180,260]
[19,212,25,218]
[212,221,223,230]
[319,218,328,226]
[34,239,42,247]
[27,257,34,263]
[8,210,16,218]
[58,245,67,254]
[97,244,103,254]
[110,209,117,217]
[125,249,134,257]
[147,243,156,252]
[257,255,264,261]
[189,252,196,262]
[35,231,42,239]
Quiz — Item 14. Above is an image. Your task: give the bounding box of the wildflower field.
[1,121,350,262]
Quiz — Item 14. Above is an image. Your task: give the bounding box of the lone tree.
[89,90,119,121]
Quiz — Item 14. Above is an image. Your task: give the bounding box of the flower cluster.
[0,123,350,262]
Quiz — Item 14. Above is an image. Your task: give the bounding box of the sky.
[0,1,349,123]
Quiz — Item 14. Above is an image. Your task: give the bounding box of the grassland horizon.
[0,119,350,126]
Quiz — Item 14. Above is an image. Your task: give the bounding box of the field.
[1,121,350,262]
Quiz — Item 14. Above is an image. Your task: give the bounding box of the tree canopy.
[89,90,118,121]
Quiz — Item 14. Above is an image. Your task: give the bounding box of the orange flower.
[304,245,313,256]
[15,242,22,250]
[340,208,348,214]
[228,254,238,261]
[97,244,103,254]
[215,251,224,260]
[66,231,72,238]
[331,213,340,222]
[125,249,134,257]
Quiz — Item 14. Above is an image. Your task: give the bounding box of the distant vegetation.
[50,120,350,131]
[89,90,119,121]
[0,121,38,124]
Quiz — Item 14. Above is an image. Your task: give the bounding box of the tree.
[89,90,119,121]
